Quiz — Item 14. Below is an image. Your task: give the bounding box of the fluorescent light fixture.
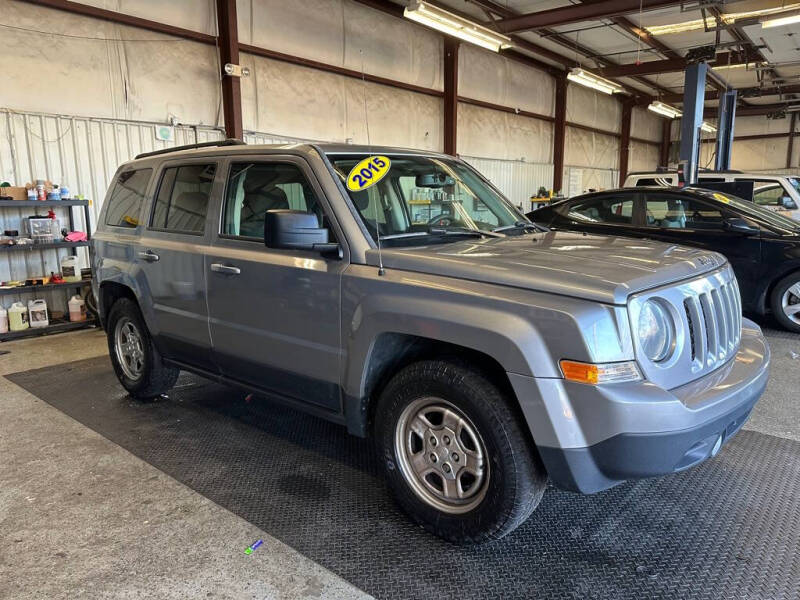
[648,101,682,119]
[762,9,800,28]
[700,122,717,133]
[712,62,760,70]
[646,3,800,35]
[403,1,512,52]
[567,68,625,95]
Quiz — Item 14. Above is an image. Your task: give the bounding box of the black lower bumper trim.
[539,391,761,494]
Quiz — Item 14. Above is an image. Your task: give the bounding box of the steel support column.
[660,119,671,167]
[216,0,243,140]
[714,90,737,171]
[618,100,633,186]
[788,113,797,169]
[679,62,708,184]
[553,75,567,194]
[443,38,459,156]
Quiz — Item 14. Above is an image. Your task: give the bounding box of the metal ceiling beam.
[491,0,683,33]
[465,0,664,99]
[662,84,800,105]
[596,52,755,78]
[18,0,216,43]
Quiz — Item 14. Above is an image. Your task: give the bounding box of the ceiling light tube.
[761,10,800,28]
[648,101,682,119]
[567,68,625,95]
[700,122,717,133]
[404,1,512,52]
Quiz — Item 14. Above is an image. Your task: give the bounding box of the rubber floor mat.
[8,356,800,600]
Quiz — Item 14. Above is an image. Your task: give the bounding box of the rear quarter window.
[104,169,152,228]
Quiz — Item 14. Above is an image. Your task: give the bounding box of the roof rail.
[135,138,245,160]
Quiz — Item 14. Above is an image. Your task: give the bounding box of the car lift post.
[679,62,708,185]
[715,90,737,171]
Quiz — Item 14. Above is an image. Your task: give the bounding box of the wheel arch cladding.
[99,281,138,328]
[344,331,525,438]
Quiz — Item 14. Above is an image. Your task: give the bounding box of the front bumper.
[509,318,770,494]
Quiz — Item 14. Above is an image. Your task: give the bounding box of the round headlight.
[638,300,674,362]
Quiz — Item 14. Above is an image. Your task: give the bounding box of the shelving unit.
[0,198,96,341]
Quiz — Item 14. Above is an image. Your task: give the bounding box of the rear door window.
[104,169,152,228]
[563,195,635,225]
[644,194,724,230]
[150,164,216,234]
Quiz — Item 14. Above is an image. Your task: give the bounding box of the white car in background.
[623,170,800,221]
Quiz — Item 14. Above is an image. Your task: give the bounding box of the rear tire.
[770,272,800,333]
[106,298,179,399]
[375,359,547,544]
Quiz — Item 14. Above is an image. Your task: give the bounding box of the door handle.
[138,250,160,262]
[210,263,241,275]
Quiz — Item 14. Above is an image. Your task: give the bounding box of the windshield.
[789,177,800,195]
[327,153,525,244]
[692,189,800,231]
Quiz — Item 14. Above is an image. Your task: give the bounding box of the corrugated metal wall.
[461,156,554,209]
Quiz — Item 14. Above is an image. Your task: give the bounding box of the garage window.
[150,164,216,234]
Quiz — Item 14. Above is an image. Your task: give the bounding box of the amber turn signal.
[559,360,642,385]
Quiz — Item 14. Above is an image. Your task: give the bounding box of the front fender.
[340,265,634,435]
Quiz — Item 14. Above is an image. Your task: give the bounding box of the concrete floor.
[0,324,797,599]
[0,329,371,600]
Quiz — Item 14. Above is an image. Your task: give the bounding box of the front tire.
[770,272,800,333]
[375,359,547,544]
[106,298,179,399]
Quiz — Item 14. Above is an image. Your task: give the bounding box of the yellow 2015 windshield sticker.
[346,156,391,192]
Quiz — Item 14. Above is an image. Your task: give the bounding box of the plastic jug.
[0,305,7,334]
[28,299,49,329]
[8,302,29,331]
[61,255,81,283]
[68,295,86,322]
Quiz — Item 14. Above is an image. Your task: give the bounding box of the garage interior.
[1,0,800,598]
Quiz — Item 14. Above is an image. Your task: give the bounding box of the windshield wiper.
[379,227,502,241]
[493,221,548,234]
[428,226,503,238]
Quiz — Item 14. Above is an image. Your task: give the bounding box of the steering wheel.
[428,214,455,227]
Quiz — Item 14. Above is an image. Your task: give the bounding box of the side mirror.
[781,196,798,210]
[723,217,759,235]
[264,210,334,252]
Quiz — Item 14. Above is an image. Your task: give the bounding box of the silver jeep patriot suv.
[93,141,770,543]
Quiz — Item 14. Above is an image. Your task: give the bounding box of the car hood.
[368,231,727,305]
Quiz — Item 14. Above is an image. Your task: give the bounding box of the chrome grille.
[629,265,742,390]
[685,278,741,368]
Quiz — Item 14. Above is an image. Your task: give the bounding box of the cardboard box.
[0,186,27,201]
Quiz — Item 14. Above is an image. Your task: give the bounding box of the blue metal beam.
[679,62,708,184]
[715,90,737,171]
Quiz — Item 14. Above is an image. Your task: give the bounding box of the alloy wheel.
[394,397,489,514]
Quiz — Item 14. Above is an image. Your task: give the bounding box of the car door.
[641,191,762,305]
[549,192,641,237]
[206,156,347,412]
[137,159,219,371]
